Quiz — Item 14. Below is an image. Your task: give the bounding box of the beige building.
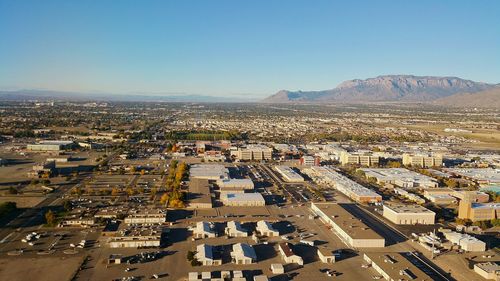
[221,193,265,207]
[317,247,336,264]
[474,262,500,280]
[458,200,500,222]
[231,243,257,264]
[233,145,272,161]
[311,203,385,248]
[363,252,433,281]
[278,242,303,265]
[382,203,435,225]
[195,244,222,266]
[340,151,379,166]
[402,153,442,168]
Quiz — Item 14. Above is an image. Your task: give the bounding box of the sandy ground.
[0,256,84,281]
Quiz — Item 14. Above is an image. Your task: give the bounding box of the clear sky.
[0,0,499,98]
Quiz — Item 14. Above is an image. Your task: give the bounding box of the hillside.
[433,86,500,108]
[262,75,495,103]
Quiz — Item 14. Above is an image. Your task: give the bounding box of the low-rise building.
[194,221,216,239]
[256,220,279,237]
[221,193,265,207]
[27,140,75,151]
[195,244,222,266]
[231,243,257,264]
[307,166,382,203]
[452,190,489,203]
[270,263,285,274]
[311,203,385,248]
[190,164,229,180]
[187,179,213,209]
[274,166,304,182]
[360,168,438,189]
[124,209,166,225]
[225,221,248,237]
[217,179,254,193]
[382,203,435,225]
[442,230,486,252]
[108,225,164,248]
[363,252,433,281]
[474,262,500,280]
[278,242,303,265]
[317,247,336,264]
[299,155,320,166]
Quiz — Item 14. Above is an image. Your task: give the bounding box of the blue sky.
[0,0,499,98]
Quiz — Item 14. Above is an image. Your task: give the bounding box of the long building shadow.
[340,203,407,246]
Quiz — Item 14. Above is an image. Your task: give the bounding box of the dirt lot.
[0,256,84,281]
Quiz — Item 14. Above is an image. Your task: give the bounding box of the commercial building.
[190,164,229,180]
[363,252,433,281]
[360,168,438,189]
[274,166,304,182]
[231,243,257,264]
[340,151,379,166]
[423,188,457,205]
[402,153,443,168]
[225,221,249,237]
[195,244,222,266]
[217,179,254,193]
[317,247,336,264]
[221,193,265,207]
[474,262,500,280]
[256,220,279,237]
[299,155,320,166]
[382,203,435,225]
[278,242,303,265]
[27,140,75,151]
[308,166,382,203]
[108,225,164,248]
[187,179,213,209]
[311,203,385,248]
[393,188,425,204]
[232,145,272,161]
[124,209,166,225]
[442,230,486,252]
[270,263,285,274]
[452,190,489,203]
[194,221,216,239]
[445,168,500,185]
[458,201,500,222]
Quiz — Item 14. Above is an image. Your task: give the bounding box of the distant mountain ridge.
[263,75,497,104]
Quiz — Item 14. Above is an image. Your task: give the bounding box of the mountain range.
[262,75,499,107]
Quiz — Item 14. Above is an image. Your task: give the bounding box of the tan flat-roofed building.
[363,252,433,281]
[340,151,379,166]
[474,262,500,280]
[311,203,385,248]
[459,200,500,222]
[403,153,442,168]
[382,203,435,225]
[187,179,213,209]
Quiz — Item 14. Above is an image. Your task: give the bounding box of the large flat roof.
[313,203,383,240]
[188,178,212,205]
[383,202,435,214]
[223,192,264,202]
[364,252,432,281]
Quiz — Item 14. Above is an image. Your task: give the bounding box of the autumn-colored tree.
[111,187,120,196]
[45,210,56,226]
[160,193,169,205]
[126,187,135,196]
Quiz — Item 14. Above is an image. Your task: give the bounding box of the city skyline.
[1,0,499,97]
